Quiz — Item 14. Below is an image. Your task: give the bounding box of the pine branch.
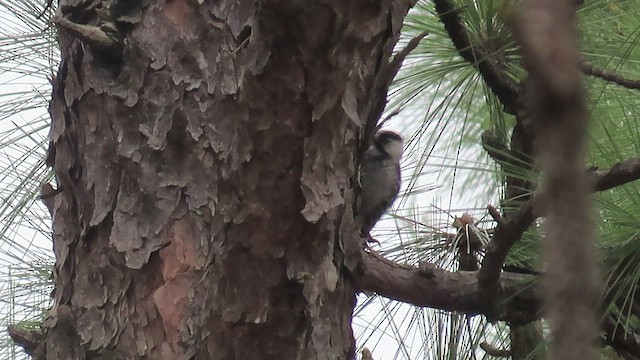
[351,250,542,324]
[593,157,640,191]
[478,200,536,316]
[583,62,640,90]
[433,0,520,113]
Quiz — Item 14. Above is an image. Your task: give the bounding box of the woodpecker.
[358,130,404,238]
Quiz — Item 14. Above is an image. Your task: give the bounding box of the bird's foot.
[360,233,380,248]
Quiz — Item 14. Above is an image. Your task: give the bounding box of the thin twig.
[361,31,428,157]
[52,15,121,51]
[8,325,42,356]
[487,205,504,226]
[480,342,512,358]
[37,0,54,19]
[583,62,640,90]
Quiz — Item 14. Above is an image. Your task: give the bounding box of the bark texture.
[42,0,414,359]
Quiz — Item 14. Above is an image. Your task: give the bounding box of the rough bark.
[39,0,415,359]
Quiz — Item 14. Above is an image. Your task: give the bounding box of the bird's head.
[374,130,404,163]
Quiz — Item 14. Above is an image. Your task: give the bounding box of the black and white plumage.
[358,130,404,237]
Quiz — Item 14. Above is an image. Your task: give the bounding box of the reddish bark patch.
[164,0,192,26]
[153,220,199,349]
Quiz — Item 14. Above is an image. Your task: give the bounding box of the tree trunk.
[40,1,414,359]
